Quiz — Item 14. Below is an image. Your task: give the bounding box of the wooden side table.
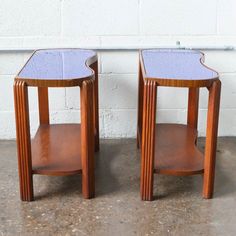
[14,49,99,201]
[137,49,221,201]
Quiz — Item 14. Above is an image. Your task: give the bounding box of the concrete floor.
[0,138,236,236]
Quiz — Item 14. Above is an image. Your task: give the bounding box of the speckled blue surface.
[142,49,217,80]
[18,49,96,80]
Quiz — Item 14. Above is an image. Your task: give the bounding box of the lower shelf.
[154,124,204,176]
[138,124,204,176]
[31,124,82,176]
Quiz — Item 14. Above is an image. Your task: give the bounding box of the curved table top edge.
[140,49,219,88]
[15,48,98,87]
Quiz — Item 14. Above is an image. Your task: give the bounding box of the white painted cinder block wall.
[0,0,236,139]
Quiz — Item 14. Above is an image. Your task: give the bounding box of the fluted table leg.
[140,80,157,201]
[14,81,34,201]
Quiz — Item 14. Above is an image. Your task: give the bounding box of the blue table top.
[141,49,218,80]
[18,49,96,80]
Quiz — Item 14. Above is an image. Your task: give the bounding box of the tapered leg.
[187,88,199,129]
[140,80,157,201]
[137,61,144,149]
[90,61,99,151]
[80,79,95,199]
[14,81,34,201]
[38,87,49,125]
[203,80,221,199]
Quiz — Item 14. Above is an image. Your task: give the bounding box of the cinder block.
[66,73,138,110]
[102,109,137,138]
[157,87,188,109]
[0,0,235,140]
[50,110,104,135]
[0,84,39,114]
[0,76,15,111]
[198,109,236,136]
[60,36,101,48]
[218,0,236,35]
[100,51,138,74]
[217,109,236,136]
[51,110,81,124]
[100,36,141,48]
[156,109,186,124]
[0,37,23,48]
[48,88,67,111]
[218,75,236,109]
[204,51,236,73]
[140,0,217,35]
[0,111,38,139]
[99,74,138,109]
[199,74,236,109]
[178,36,236,48]
[63,0,139,36]
[0,111,16,139]
[22,38,61,49]
[27,87,39,112]
[199,88,209,110]
[0,0,61,36]
[139,36,176,47]
[0,53,24,75]
[65,87,81,110]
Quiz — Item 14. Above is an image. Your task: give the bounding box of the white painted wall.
[0,0,236,138]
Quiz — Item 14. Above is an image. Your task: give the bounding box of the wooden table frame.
[137,51,221,201]
[14,50,99,201]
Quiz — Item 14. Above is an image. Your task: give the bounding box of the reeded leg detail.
[14,81,34,201]
[140,80,157,201]
[80,79,95,199]
[203,80,221,199]
[91,61,99,152]
[137,61,144,149]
